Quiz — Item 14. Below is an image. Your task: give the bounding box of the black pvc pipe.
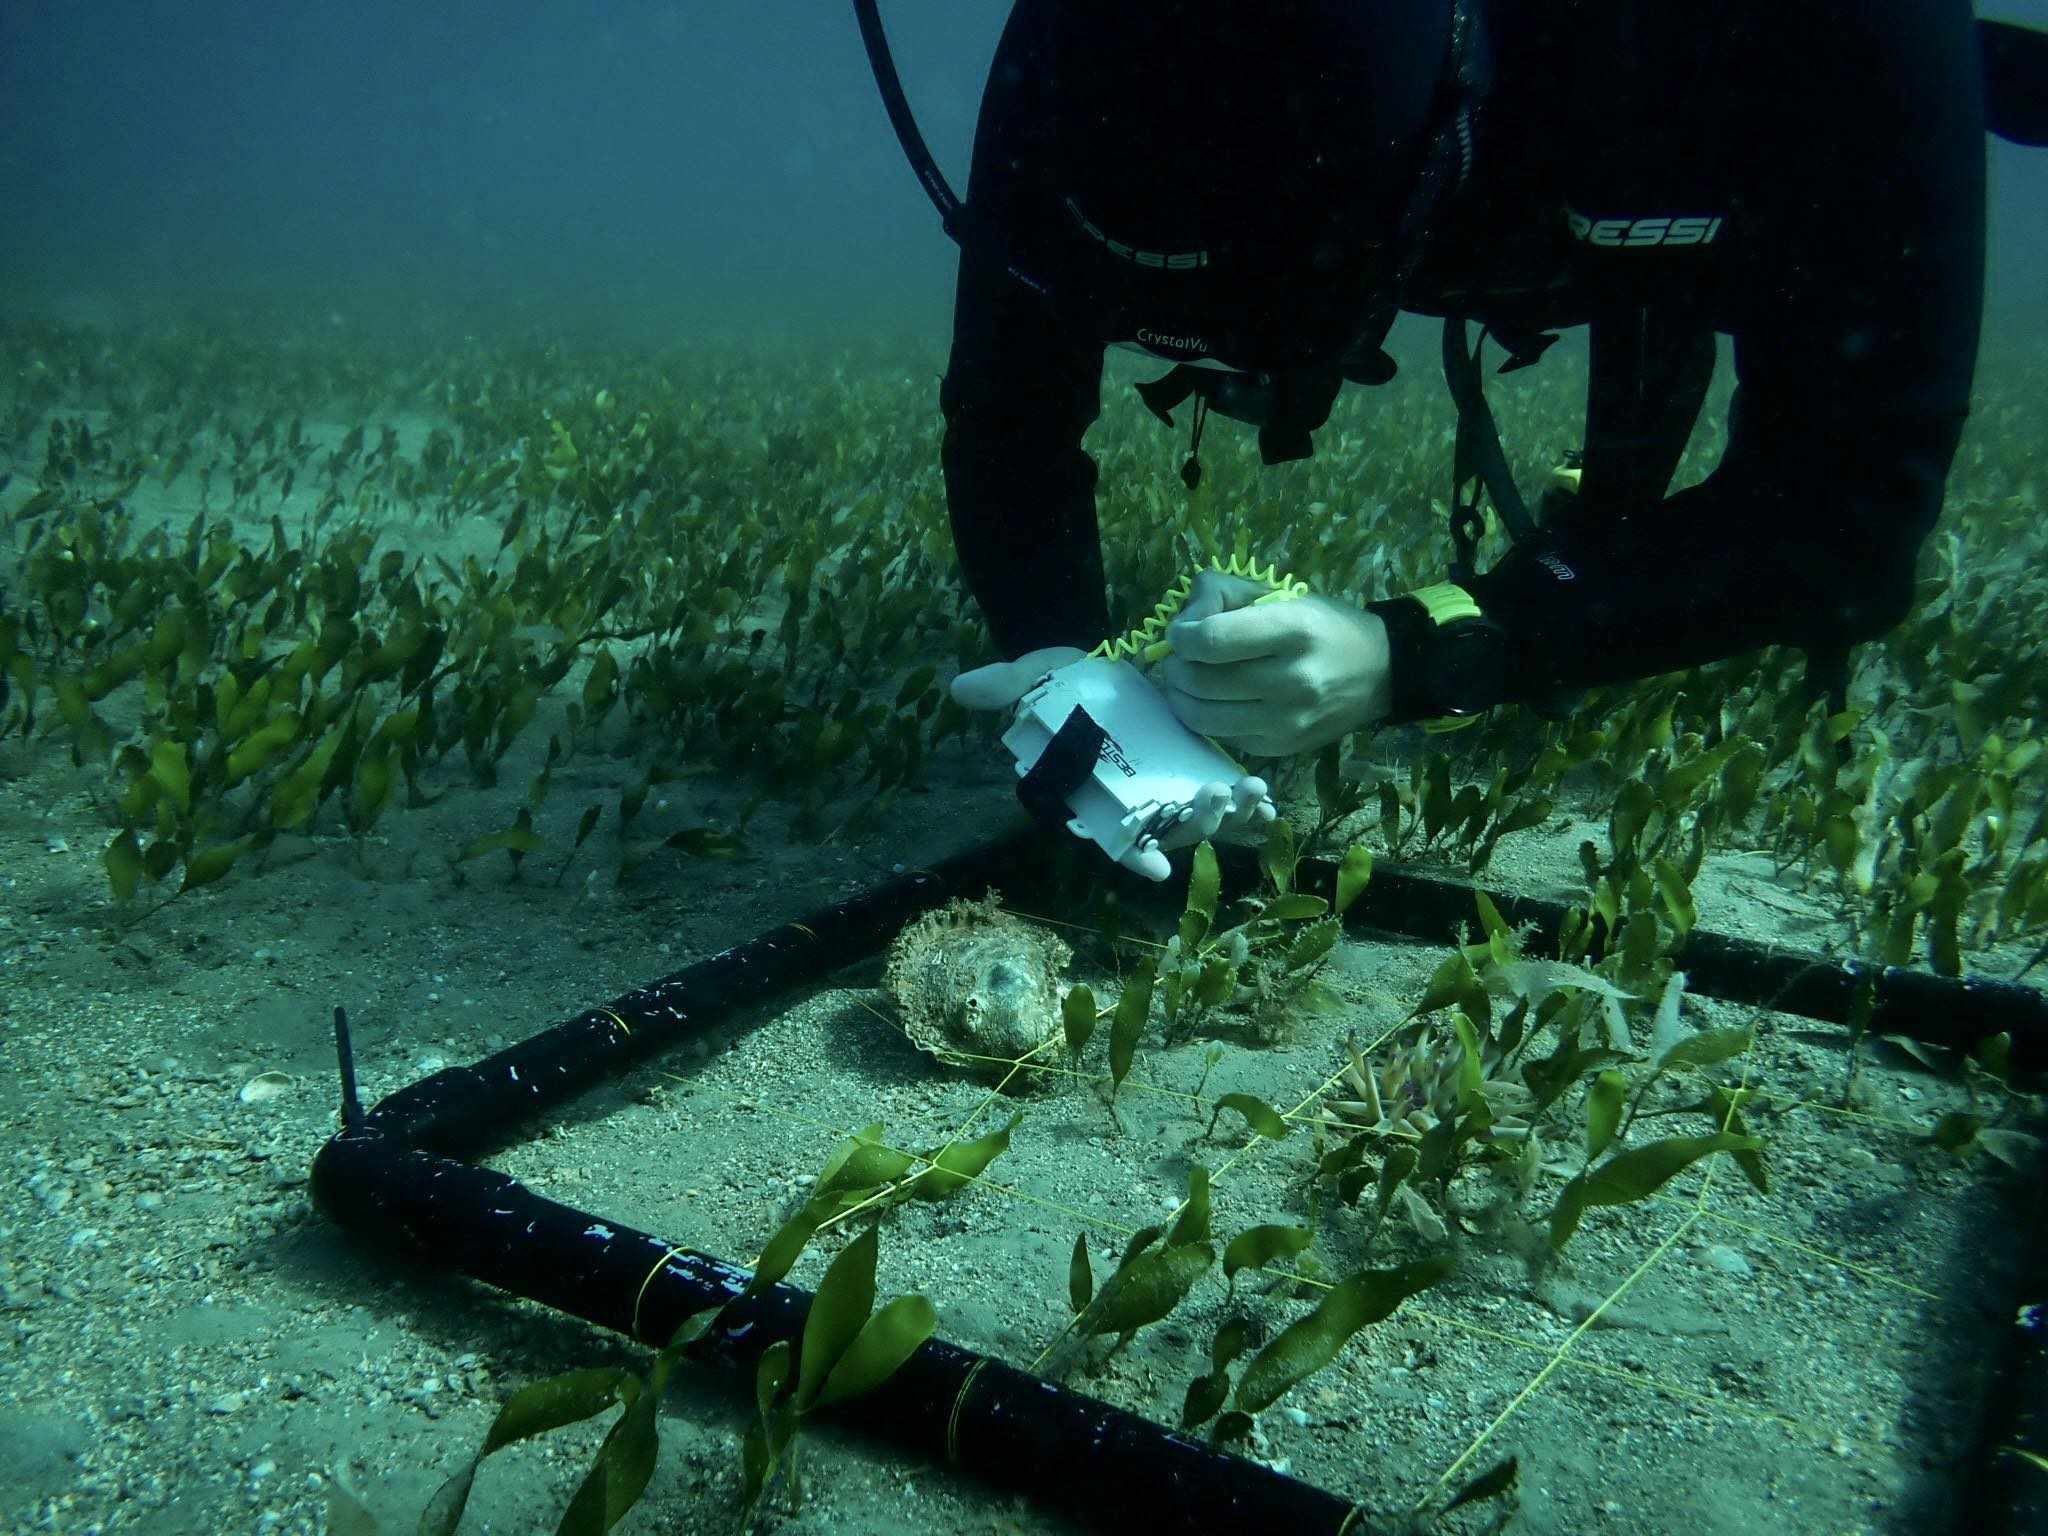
[313,828,1373,1536]
[313,1130,1364,1533]
[1254,850,2048,1073]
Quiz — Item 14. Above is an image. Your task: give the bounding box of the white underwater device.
[1001,657,1271,869]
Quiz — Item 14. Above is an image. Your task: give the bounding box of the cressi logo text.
[1567,210,1724,248]
[1098,735,1137,778]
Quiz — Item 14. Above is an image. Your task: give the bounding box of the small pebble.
[1699,1245,1753,1279]
[239,1072,293,1105]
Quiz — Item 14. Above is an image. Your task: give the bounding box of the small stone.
[238,1072,293,1105]
[1699,1245,1753,1279]
[206,1392,245,1416]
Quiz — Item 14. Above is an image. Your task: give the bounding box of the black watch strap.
[1369,583,1512,726]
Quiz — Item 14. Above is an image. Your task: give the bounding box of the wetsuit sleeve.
[1461,0,1985,701]
[940,7,1109,660]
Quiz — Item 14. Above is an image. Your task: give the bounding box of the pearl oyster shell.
[882,891,1070,1078]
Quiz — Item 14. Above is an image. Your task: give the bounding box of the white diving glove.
[951,645,1276,882]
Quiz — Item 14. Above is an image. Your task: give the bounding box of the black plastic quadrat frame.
[311,830,2048,1535]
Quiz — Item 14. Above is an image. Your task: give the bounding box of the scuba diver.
[856,0,2048,877]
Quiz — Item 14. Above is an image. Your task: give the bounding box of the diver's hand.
[950,644,1273,883]
[1162,571,1392,756]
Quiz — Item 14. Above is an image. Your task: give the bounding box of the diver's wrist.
[1365,595,1437,722]
[1356,608,1394,725]
[1366,590,1512,723]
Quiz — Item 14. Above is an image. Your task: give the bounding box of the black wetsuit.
[939,0,1990,720]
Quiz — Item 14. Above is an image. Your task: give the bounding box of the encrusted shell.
[882,892,1070,1079]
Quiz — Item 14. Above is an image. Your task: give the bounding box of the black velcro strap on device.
[1016,705,1106,830]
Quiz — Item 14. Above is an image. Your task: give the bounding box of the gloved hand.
[1160,571,1393,756]
[950,644,1276,882]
